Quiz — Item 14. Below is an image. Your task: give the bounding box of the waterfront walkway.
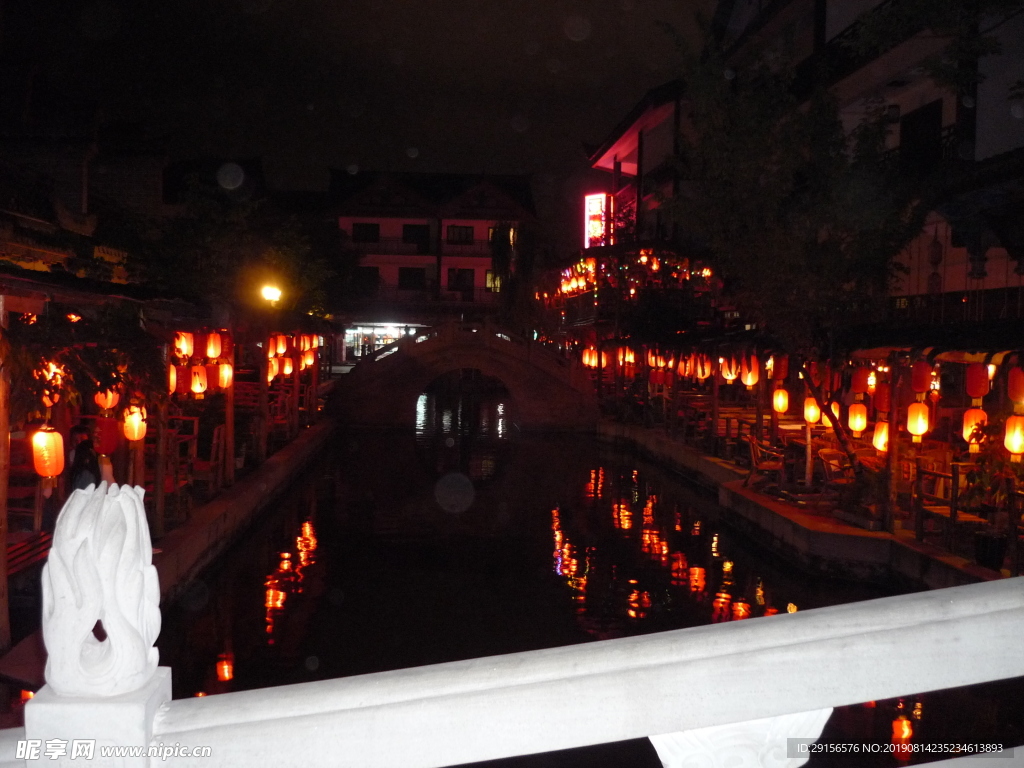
[598,420,1004,589]
[0,415,338,692]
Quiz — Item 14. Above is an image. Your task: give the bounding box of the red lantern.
[772,354,789,381]
[267,357,280,383]
[94,415,120,455]
[32,426,64,478]
[282,357,295,377]
[740,355,759,389]
[851,367,871,399]
[123,406,147,442]
[695,355,712,380]
[720,357,739,382]
[911,361,932,394]
[962,408,987,453]
[772,387,789,414]
[966,363,989,403]
[1005,415,1024,462]
[173,331,194,359]
[907,402,929,443]
[94,389,120,411]
[872,421,889,452]
[206,331,223,359]
[276,335,289,356]
[303,349,315,368]
[191,365,208,398]
[848,403,867,437]
[874,382,891,413]
[218,363,234,389]
[168,365,177,395]
[804,396,821,425]
[1009,367,1024,412]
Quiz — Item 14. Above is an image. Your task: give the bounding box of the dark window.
[447,268,474,291]
[398,267,427,290]
[351,223,380,243]
[446,225,474,244]
[402,224,431,254]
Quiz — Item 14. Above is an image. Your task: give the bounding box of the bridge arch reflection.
[413,368,515,483]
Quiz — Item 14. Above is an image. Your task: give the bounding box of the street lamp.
[261,285,282,305]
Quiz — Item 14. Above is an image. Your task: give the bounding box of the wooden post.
[710,359,720,455]
[883,357,902,535]
[310,342,320,424]
[224,344,235,487]
[0,295,12,652]
[153,401,167,539]
[257,349,269,465]
[290,343,301,438]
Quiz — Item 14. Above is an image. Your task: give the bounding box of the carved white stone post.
[649,708,833,768]
[25,483,169,767]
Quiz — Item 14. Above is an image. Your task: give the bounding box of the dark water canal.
[158,378,1023,767]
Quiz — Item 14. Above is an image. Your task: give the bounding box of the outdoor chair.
[816,449,856,509]
[744,435,785,490]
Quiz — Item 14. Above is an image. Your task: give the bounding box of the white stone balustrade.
[0,482,1021,767]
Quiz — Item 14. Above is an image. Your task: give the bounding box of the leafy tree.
[132,179,332,314]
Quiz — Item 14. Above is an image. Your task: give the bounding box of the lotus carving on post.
[41,483,161,697]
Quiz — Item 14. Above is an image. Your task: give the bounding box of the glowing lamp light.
[866,370,877,395]
[94,389,120,411]
[218,363,234,389]
[720,357,739,382]
[892,716,913,758]
[303,349,315,368]
[123,406,147,442]
[190,365,208,398]
[695,355,712,380]
[962,408,987,453]
[772,387,789,414]
[731,600,751,621]
[216,653,234,682]
[32,426,64,479]
[267,357,280,383]
[803,397,821,425]
[168,364,177,395]
[173,331,194,359]
[1004,415,1024,462]
[872,421,889,452]
[907,401,929,443]
[282,357,294,376]
[740,355,759,389]
[261,285,282,303]
[830,401,841,422]
[276,335,289,356]
[848,403,868,437]
[206,331,223,359]
[311,335,319,349]
[688,566,706,593]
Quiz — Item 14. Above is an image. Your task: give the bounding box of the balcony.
[349,238,494,257]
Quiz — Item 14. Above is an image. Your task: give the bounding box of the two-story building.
[713,0,1024,326]
[330,171,534,358]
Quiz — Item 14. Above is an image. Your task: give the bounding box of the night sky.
[2,0,706,201]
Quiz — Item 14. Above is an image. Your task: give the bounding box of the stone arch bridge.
[338,322,597,431]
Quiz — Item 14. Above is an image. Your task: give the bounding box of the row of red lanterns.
[31,404,149,482]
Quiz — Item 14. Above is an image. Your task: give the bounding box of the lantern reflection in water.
[892,715,913,760]
[216,653,234,682]
[688,566,706,593]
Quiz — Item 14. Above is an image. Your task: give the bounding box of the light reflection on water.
[152,423,1023,768]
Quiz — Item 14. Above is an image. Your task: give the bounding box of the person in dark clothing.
[69,426,101,491]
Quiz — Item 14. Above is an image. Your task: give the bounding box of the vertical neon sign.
[584,193,610,248]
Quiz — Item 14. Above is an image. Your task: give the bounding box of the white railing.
[2,485,1022,767]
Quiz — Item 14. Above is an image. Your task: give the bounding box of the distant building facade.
[330,171,534,357]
